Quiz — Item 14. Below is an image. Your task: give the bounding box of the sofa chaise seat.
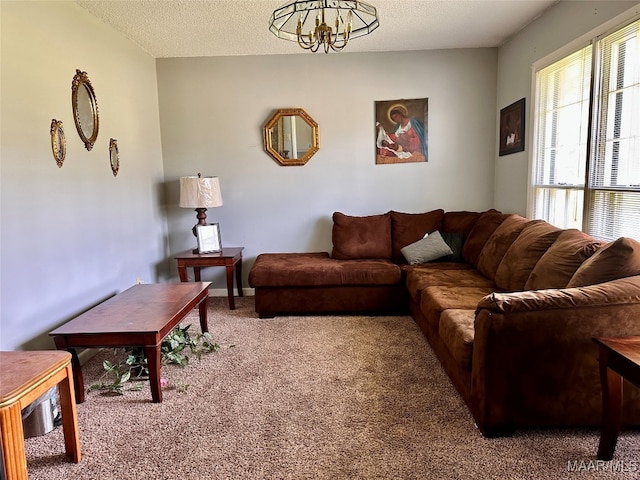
[248,252,408,317]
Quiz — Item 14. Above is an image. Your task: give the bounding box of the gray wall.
[0,1,166,350]
[494,1,639,215]
[157,49,498,287]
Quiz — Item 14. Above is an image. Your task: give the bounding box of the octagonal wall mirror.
[72,69,99,151]
[263,108,319,166]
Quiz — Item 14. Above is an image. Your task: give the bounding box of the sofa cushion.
[439,309,476,372]
[390,209,444,263]
[401,231,453,265]
[462,210,510,266]
[420,285,495,334]
[442,210,485,237]
[331,211,392,260]
[476,215,531,281]
[494,221,562,291]
[406,268,495,303]
[524,229,603,290]
[567,237,640,288]
[248,252,401,287]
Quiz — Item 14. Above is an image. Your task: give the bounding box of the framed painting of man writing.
[375,98,428,164]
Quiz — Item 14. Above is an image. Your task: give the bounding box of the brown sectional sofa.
[248,209,640,435]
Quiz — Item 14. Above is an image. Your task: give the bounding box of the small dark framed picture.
[499,98,525,156]
[196,223,222,254]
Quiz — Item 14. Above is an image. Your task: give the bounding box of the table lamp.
[179,174,223,251]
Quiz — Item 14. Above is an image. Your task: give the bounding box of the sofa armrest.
[476,275,640,313]
[471,275,640,435]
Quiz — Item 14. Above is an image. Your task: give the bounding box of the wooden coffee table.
[49,282,211,404]
[593,336,640,460]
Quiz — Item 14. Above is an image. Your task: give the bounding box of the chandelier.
[269,0,379,53]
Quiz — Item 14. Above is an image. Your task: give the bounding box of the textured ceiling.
[75,0,558,58]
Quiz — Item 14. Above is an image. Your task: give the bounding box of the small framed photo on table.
[196,223,222,254]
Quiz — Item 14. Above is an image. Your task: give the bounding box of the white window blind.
[532,46,591,230]
[530,18,640,242]
[586,19,640,241]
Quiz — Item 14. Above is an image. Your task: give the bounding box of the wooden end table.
[175,247,244,310]
[0,350,81,479]
[593,336,640,460]
[49,282,210,404]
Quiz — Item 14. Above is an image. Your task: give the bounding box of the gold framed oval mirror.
[263,108,319,166]
[71,69,99,151]
[50,119,66,168]
[109,138,119,176]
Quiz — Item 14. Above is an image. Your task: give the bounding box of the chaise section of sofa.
[248,252,407,317]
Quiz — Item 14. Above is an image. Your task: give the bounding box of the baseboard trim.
[208,288,254,297]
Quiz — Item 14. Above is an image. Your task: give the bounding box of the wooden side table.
[0,351,81,479]
[175,247,244,310]
[593,337,640,460]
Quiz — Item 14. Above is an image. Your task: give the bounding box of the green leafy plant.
[88,324,219,395]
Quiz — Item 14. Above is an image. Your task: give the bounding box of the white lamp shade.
[179,176,223,208]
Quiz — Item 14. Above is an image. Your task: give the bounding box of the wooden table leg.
[146,346,162,403]
[198,293,209,333]
[225,264,236,310]
[58,362,81,463]
[236,258,244,298]
[598,348,624,460]
[177,265,188,282]
[69,348,85,404]
[193,267,202,282]
[0,403,28,480]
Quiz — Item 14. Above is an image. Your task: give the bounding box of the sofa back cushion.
[524,229,603,290]
[442,210,486,237]
[332,211,392,260]
[494,221,561,291]
[390,209,444,263]
[461,210,510,265]
[566,236,640,287]
[476,214,530,281]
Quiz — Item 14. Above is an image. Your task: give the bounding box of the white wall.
[157,49,498,287]
[0,1,166,350]
[494,0,639,215]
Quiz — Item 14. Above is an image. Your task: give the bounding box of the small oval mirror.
[263,108,319,166]
[72,69,99,151]
[109,138,119,176]
[50,119,66,168]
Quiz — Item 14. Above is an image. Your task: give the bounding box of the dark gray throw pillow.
[437,231,465,262]
[400,231,454,264]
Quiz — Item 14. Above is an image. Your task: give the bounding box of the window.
[530,18,640,241]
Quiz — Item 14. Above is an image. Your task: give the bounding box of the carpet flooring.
[24,296,640,479]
